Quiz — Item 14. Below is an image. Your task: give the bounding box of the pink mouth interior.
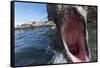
[61,16,88,61]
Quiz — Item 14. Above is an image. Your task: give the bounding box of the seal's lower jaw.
[61,22,90,62]
[62,35,90,63]
[62,31,90,62]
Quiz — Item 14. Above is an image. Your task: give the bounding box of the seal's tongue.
[61,14,89,62]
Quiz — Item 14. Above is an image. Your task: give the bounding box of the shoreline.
[15,25,54,30]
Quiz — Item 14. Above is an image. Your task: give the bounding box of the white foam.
[51,51,68,64]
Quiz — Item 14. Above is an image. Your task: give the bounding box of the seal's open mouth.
[61,14,90,62]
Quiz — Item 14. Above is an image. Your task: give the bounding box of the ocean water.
[15,27,53,66]
[15,27,67,66]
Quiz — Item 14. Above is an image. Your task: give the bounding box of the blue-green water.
[15,27,54,66]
